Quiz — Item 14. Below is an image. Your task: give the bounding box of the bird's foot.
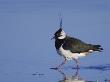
[50,67,59,70]
[76,65,80,69]
[77,67,80,69]
[72,66,80,69]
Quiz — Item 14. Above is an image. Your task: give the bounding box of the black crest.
[54,28,62,36]
[54,17,63,38]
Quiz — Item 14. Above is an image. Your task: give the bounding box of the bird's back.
[62,36,102,53]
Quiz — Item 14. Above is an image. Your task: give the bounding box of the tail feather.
[93,45,103,52]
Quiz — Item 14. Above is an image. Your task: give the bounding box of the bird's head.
[51,28,66,40]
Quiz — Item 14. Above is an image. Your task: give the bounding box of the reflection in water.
[83,64,110,71]
[104,79,110,82]
[71,64,110,71]
[32,72,45,76]
[54,68,110,82]
[57,69,95,82]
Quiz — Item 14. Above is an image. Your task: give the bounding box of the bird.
[51,18,103,69]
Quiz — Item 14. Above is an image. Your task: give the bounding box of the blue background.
[0,0,110,82]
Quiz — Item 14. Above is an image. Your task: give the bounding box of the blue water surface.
[0,0,110,82]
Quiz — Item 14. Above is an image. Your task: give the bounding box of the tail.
[93,45,103,52]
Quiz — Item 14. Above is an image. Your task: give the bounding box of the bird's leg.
[73,59,80,69]
[56,58,67,69]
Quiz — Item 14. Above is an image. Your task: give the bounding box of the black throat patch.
[55,39,65,49]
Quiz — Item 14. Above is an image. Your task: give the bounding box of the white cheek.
[58,35,66,39]
[58,30,66,39]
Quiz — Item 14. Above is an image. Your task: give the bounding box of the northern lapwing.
[51,18,103,69]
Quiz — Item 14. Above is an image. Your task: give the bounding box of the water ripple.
[70,64,110,71]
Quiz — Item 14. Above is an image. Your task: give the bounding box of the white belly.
[57,46,89,60]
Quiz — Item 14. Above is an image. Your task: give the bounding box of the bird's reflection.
[51,64,110,82]
[57,69,94,82]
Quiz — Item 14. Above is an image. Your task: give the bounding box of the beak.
[51,36,55,40]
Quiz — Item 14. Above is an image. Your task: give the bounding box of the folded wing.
[62,36,103,53]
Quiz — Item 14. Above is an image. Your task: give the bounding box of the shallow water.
[32,65,110,82]
[1,59,110,82]
[0,0,110,82]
